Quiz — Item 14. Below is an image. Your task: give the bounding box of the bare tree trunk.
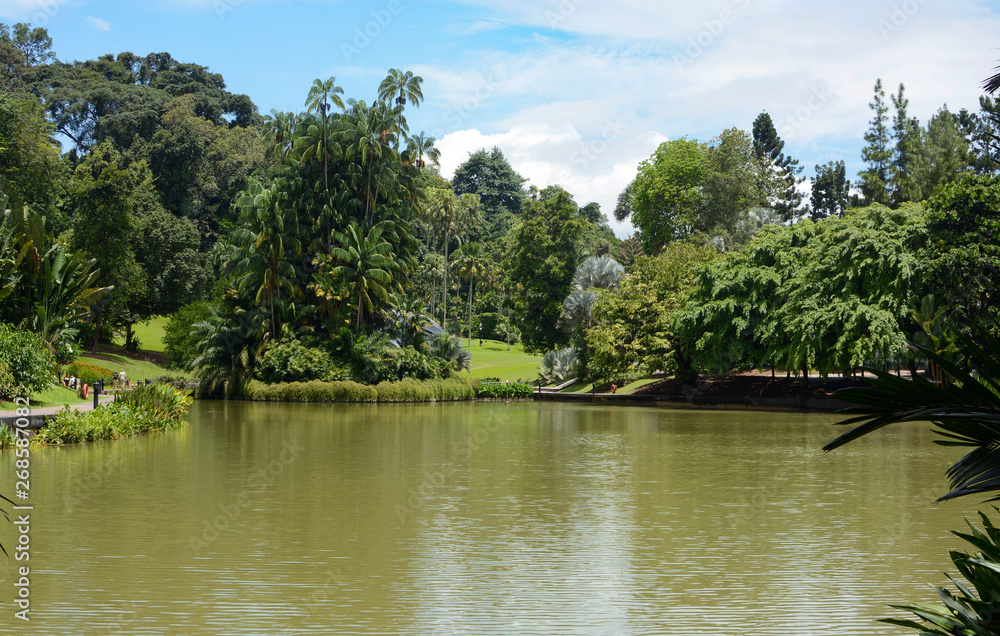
[467,278,474,349]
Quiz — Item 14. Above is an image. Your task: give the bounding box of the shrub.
[54,339,78,365]
[63,361,114,387]
[34,399,187,445]
[244,380,378,402]
[256,338,344,383]
[243,377,474,403]
[115,383,192,420]
[163,301,214,369]
[475,379,535,399]
[539,347,579,385]
[0,323,55,399]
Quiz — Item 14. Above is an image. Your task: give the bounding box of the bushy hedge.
[475,378,535,399]
[245,379,378,402]
[62,361,115,386]
[243,377,475,403]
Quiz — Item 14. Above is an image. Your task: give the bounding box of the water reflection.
[0,401,972,635]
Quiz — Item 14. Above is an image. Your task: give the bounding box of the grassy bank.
[0,383,89,411]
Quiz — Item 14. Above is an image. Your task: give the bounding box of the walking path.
[0,395,114,427]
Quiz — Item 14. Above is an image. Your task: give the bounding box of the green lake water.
[0,400,982,635]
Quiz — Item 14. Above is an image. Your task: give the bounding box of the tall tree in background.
[377,68,423,108]
[451,242,489,347]
[752,112,804,220]
[810,161,850,220]
[889,83,926,204]
[963,95,1000,172]
[507,190,586,353]
[918,107,971,196]
[423,188,481,328]
[452,147,526,242]
[303,76,345,192]
[859,79,893,205]
[629,138,706,252]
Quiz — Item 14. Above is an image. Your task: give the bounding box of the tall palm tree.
[378,68,424,108]
[303,76,346,192]
[328,221,398,331]
[420,253,446,321]
[423,189,481,329]
[406,131,440,168]
[452,242,489,348]
[228,184,302,341]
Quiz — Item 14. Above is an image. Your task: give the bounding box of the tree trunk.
[125,322,134,351]
[91,300,104,353]
[468,277,474,349]
[800,363,809,410]
[429,279,436,322]
[443,241,449,330]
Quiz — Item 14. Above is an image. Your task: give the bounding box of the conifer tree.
[752,112,804,220]
[858,79,893,205]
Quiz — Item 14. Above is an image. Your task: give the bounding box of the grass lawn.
[467,339,543,382]
[75,350,186,382]
[129,316,169,354]
[0,383,89,411]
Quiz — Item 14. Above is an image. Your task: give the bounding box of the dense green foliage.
[35,384,191,445]
[0,322,54,398]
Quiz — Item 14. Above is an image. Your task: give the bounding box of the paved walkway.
[0,395,114,419]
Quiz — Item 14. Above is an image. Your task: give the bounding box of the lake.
[0,400,978,635]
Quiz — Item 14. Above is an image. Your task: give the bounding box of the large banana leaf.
[824,325,1000,502]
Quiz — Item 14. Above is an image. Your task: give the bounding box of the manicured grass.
[0,383,89,411]
[467,339,543,382]
[619,377,660,394]
[77,351,187,382]
[129,316,169,354]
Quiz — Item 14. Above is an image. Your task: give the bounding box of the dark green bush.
[163,301,213,369]
[0,323,55,399]
[54,339,78,365]
[475,379,534,399]
[256,338,346,383]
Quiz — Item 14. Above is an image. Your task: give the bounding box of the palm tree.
[188,309,265,397]
[419,253,446,321]
[613,237,644,270]
[339,100,403,223]
[451,242,489,348]
[378,68,424,108]
[406,131,440,168]
[228,184,302,341]
[328,221,398,331]
[423,189,482,329]
[571,255,624,292]
[303,76,346,192]
[262,109,300,160]
[429,332,471,372]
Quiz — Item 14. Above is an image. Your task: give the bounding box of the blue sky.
[3,0,1000,237]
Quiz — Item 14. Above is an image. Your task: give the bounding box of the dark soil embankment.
[632,372,871,403]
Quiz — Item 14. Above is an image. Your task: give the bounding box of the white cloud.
[85,16,110,31]
[411,0,1000,239]
[0,0,72,22]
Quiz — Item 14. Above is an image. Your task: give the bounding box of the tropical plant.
[538,347,578,385]
[188,309,264,398]
[302,76,345,192]
[377,68,423,109]
[0,322,54,399]
[571,255,624,292]
[406,131,440,168]
[428,332,471,373]
[423,188,482,329]
[228,183,302,340]
[451,242,489,347]
[324,221,398,331]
